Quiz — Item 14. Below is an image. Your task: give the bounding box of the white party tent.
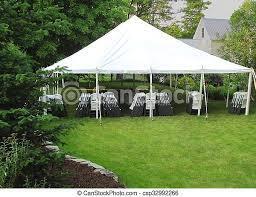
[46,16,254,118]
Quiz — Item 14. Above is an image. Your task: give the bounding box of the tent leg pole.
[226,89,230,108]
[62,75,65,88]
[55,73,57,94]
[99,74,102,124]
[52,73,54,94]
[56,73,59,94]
[245,72,252,115]
[175,74,178,90]
[43,87,47,115]
[96,73,99,119]
[203,74,208,119]
[198,73,203,116]
[150,73,153,120]
[226,74,230,108]
[170,74,172,89]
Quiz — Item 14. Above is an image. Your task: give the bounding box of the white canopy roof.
[46,16,250,74]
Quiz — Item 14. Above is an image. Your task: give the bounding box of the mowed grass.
[56,101,256,188]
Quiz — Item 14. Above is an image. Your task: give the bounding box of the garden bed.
[63,159,123,188]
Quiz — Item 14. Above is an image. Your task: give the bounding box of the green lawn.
[56,101,256,188]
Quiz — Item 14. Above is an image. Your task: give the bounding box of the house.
[169,0,245,56]
[180,18,231,56]
[169,0,244,20]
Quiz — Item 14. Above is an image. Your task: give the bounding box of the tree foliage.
[0,0,130,108]
[129,0,173,26]
[161,0,210,38]
[222,0,256,69]
[0,0,130,69]
[162,23,184,38]
[181,0,210,38]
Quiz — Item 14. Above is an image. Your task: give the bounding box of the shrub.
[206,74,223,86]
[177,76,197,90]
[48,100,66,117]
[0,135,30,188]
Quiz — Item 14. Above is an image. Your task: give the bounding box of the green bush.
[0,136,30,188]
[177,76,197,90]
[0,134,67,188]
[49,100,66,117]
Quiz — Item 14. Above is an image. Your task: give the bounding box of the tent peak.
[129,15,140,20]
[127,15,145,23]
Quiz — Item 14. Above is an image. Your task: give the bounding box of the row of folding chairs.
[186,91,206,115]
[130,92,174,117]
[76,93,91,117]
[76,91,247,117]
[186,91,248,115]
[76,92,121,117]
[228,92,247,114]
[101,92,121,117]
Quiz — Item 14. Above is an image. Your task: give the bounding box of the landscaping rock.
[42,141,54,145]
[65,155,76,160]
[45,145,60,152]
[88,162,105,170]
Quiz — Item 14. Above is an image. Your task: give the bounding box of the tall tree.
[221,0,256,69]
[181,0,210,38]
[129,0,173,26]
[0,0,130,108]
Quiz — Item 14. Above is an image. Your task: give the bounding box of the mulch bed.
[63,160,124,188]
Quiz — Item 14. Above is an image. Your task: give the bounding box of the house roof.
[203,18,231,40]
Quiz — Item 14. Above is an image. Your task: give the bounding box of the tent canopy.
[46,16,250,74]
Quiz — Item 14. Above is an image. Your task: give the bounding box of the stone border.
[43,141,122,187]
[65,154,119,183]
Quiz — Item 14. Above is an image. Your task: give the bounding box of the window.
[202,28,205,38]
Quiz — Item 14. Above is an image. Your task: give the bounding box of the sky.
[170,0,245,20]
[204,0,245,19]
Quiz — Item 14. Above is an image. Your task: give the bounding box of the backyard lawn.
[56,101,256,188]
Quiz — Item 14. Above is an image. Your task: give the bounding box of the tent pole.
[52,73,54,94]
[198,73,203,116]
[61,78,65,88]
[96,73,99,119]
[133,74,135,88]
[169,74,172,89]
[226,74,230,108]
[175,74,178,90]
[150,73,153,119]
[55,73,57,94]
[245,72,252,115]
[42,87,47,115]
[98,74,102,124]
[203,73,208,119]
[56,73,59,94]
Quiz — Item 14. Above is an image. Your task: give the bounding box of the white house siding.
[211,40,224,56]
[192,19,213,54]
